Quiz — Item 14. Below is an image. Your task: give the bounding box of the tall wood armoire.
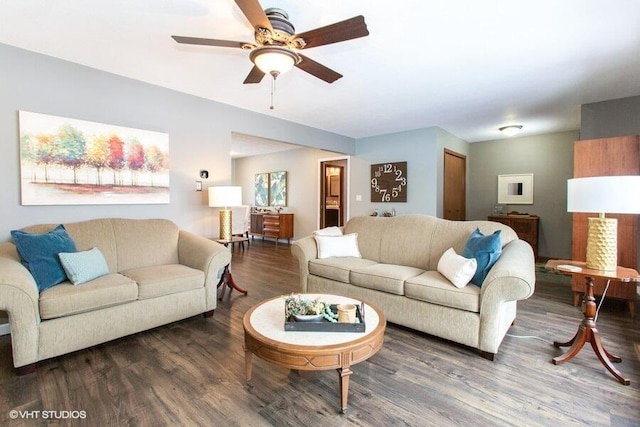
[572,136,639,316]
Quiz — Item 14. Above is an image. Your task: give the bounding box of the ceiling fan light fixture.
[499,125,523,137]
[250,46,300,77]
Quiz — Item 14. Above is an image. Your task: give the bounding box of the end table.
[546,260,639,385]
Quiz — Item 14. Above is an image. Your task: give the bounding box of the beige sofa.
[0,218,231,373]
[292,215,535,359]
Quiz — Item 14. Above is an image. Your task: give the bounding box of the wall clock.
[370,161,407,202]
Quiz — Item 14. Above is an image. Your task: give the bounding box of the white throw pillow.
[313,226,343,236]
[315,233,361,259]
[437,248,477,288]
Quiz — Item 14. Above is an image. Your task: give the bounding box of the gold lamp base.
[586,216,617,272]
[219,209,233,241]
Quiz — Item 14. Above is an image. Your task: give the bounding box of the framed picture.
[269,171,287,206]
[254,173,269,207]
[498,173,534,204]
[19,111,169,205]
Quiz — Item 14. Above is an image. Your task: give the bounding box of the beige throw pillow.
[312,226,343,236]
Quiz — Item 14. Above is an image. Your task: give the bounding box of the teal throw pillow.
[462,228,502,286]
[59,247,109,285]
[11,224,77,292]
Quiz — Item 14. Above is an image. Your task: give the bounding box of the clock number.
[370,161,407,203]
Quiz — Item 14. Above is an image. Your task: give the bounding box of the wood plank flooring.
[1,240,639,426]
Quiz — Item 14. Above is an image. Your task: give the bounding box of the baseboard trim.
[0,323,10,336]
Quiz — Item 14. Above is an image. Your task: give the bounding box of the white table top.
[249,294,381,346]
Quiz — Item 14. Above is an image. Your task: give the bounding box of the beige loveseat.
[0,218,231,373]
[292,215,535,359]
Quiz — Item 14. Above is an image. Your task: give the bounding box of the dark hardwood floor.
[1,240,639,426]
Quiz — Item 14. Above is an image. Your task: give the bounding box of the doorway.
[320,159,347,228]
[443,149,466,220]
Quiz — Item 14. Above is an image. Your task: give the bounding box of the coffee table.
[243,294,386,413]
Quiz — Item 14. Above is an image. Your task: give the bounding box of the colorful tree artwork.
[18,111,170,205]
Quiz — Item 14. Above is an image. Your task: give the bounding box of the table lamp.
[567,175,640,271]
[208,186,242,241]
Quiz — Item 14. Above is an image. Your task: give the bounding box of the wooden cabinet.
[250,213,294,245]
[571,136,639,316]
[488,215,539,258]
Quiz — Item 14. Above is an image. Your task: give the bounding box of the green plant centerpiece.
[283,294,339,323]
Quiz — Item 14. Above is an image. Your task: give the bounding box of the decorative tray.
[284,303,366,333]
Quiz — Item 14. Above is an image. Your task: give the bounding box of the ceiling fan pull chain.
[270,72,278,110]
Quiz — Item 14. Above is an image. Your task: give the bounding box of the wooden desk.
[488,215,539,258]
[545,260,640,385]
[250,212,294,246]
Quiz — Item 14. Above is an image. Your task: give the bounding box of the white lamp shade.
[567,176,640,214]
[208,186,242,208]
[250,47,298,75]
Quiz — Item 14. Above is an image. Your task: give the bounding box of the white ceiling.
[1,0,640,143]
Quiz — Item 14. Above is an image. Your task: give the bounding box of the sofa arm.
[481,239,536,303]
[291,236,318,293]
[178,231,232,308]
[477,239,535,353]
[0,243,41,368]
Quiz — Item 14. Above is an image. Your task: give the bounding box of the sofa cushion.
[111,219,180,272]
[39,273,138,319]
[463,228,502,286]
[315,233,361,258]
[121,264,205,300]
[405,271,481,312]
[350,264,424,295]
[437,248,477,288]
[11,224,77,292]
[59,247,110,285]
[309,257,377,283]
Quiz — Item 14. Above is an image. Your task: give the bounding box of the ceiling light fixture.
[499,125,523,137]
[250,46,300,77]
[250,46,301,110]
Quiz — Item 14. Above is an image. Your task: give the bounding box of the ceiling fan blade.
[295,16,369,49]
[234,0,272,31]
[296,54,342,83]
[172,36,245,49]
[243,65,266,84]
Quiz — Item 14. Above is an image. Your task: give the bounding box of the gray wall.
[351,127,469,218]
[233,147,344,240]
[468,131,578,259]
[0,43,354,241]
[581,95,640,139]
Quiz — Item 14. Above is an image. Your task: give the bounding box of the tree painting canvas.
[19,111,170,205]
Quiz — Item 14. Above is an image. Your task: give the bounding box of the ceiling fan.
[171,0,369,85]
